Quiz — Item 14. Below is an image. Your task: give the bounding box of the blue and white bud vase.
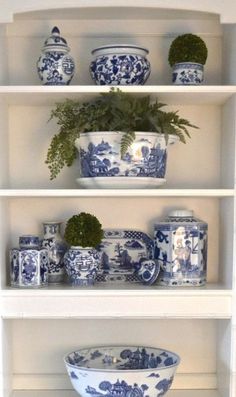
[37,26,75,85]
[154,209,208,286]
[64,247,100,286]
[10,237,48,288]
[42,222,67,284]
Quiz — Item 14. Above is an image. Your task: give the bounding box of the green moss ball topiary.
[168,33,208,67]
[64,212,103,248]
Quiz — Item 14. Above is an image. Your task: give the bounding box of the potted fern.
[63,212,103,286]
[46,89,198,188]
[168,33,208,84]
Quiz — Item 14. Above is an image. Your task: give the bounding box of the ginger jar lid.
[168,209,194,218]
[42,26,70,53]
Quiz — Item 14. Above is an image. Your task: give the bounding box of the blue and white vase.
[64,247,100,286]
[10,244,48,288]
[135,259,160,285]
[172,62,204,85]
[76,131,178,188]
[154,210,208,286]
[42,222,67,284]
[37,26,75,85]
[90,44,151,85]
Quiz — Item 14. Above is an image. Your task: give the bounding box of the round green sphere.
[64,212,103,248]
[168,33,208,67]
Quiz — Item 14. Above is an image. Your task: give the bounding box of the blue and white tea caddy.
[10,236,49,288]
[154,210,208,286]
[37,26,75,85]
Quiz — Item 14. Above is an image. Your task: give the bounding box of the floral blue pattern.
[172,62,203,85]
[64,247,100,286]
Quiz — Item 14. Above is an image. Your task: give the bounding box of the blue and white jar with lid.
[154,209,208,286]
[37,26,75,85]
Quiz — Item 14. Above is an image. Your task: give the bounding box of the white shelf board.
[0,189,234,197]
[10,389,221,397]
[1,284,232,319]
[0,86,236,105]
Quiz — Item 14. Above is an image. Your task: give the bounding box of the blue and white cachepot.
[76,132,178,188]
[64,247,100,286]
[10,245,48,288]
[154,210,208,287]
[64,345,180,397]
[37,26,75,85]
[90,44,151,85]
[42,221,67,284]
[172,62,204,85]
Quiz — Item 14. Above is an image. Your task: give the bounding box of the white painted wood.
[1,0,236,23]
[1,292,232,319]
[0,86,235,106]
[221,96,236,188]
[0,319,12,397]
[0,189,234,197]
[0,99,10,188]
[10,389,222,397]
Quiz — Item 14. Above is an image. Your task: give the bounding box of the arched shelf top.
[1,0,236,24]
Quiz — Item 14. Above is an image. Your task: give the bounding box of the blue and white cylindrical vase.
[172,62,204,85]
[64,247,100,286]
[90,44,151,85]
[10,243,48,288]
[42,222,67,284]
[37,26,75,85]
[154,210,208,286]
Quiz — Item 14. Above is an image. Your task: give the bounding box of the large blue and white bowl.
[76,131,178,189]
[64,345,180,397]
[90,44,151,85]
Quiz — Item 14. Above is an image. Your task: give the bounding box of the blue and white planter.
[90,44,151,85]
[42,221,67,284]
[76,131,178,188]
[64,247,100,286]
[37,26,75,85]
[64,345,180,397]
[10,247,48,288]
[172,62,204,85]
[154,209,208,287]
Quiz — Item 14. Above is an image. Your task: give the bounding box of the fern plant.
[46,89,198,179]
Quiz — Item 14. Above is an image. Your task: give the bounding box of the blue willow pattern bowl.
[64,345,180,397]
[90,44,151,85]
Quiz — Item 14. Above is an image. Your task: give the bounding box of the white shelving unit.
[0,1,236,397]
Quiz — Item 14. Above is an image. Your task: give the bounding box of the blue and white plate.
[96,229,155,283]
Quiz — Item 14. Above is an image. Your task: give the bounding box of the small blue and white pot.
[172,62,204,85]
[10,247,48,288]
[90,44,151,85]
[37,26,75,85]
[76,131,178,188]
[64,247,100,286]
[135,259,160,285]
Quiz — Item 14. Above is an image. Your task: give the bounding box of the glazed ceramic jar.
[64,246,100,286]
[172,62,204,84]
[10,236,48,288]
[154,210,208,286]
[90,44,151,85]
[37,26,75,85]
[41,221,67,284]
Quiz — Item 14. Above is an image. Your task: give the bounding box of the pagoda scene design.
[79,138,167,178]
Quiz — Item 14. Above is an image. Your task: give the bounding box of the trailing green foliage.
[168,33,208,67]
[64,212,103,248]
[46,89,198,179]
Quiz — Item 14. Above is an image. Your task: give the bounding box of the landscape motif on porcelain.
[96,229,154,283]
[154,222,207,286]
[78,133,169,179]
[64,346,180,397]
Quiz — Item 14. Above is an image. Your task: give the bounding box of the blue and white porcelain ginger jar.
[64,247,100,286]
[172,62,204,85]
[10,237,48,288]
[42,221,67,284]
[90,44,151,85]
[154,210,208,286]
[37,26,75,85]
